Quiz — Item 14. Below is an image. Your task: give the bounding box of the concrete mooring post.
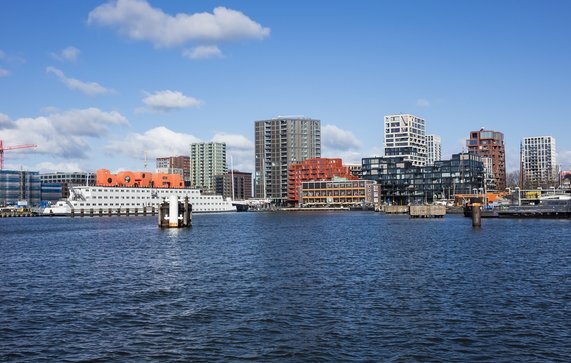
[472,203,482,227]
[158,196,192,228]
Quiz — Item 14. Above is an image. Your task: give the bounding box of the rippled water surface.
[1,213,570,362]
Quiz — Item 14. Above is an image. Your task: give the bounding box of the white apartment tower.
[426,134,441,166]
[190,142,227,193]
[520,136,557,189]
[254,116,321,204]
[384,114,427,166]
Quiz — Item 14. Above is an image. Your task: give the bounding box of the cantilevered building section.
[466,129,506,191]
[384,114,427,166]
[190,142,227,193]
[254,116,321,204]
[426,134,442,166]
[520,136,557,189]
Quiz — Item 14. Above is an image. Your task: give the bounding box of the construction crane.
[0,140,38,170]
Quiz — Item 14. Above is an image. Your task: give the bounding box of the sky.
[1,0,570,175]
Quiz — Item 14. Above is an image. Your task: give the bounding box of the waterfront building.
[40,183,63,204]
[520,136,557,189]
[214,170,252,201]
[299,179,377,208]
[254,116,321,204]
[346,164,362,178]
[190,142,227,193]
[466,128,506,191]
[384,114,427,166]
[156,156,190,185]
[481,156,497,192]
[0,170,41,207]
[39,172,95,198]
[361,153,484,205]
[287,158,357,206]
[426,134,441,166]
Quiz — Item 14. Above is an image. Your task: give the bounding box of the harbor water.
[1,213,570,362]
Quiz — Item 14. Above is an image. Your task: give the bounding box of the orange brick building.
[287,158,358,206]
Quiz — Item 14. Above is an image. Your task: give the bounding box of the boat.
[42,169,236,216]
[497,194,571,218]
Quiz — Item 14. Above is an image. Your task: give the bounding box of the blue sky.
[1,0,570,174]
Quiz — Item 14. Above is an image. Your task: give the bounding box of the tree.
[505,170,520,189]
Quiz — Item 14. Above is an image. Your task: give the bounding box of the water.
[1,213,570,362]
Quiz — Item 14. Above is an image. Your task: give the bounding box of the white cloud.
[322,124,362,151]
[183,45,222,60]
[34,161,85,173]
[0,108,128,159]
[0,113,14,129]
[46,66,111,96]
[142,90,202,111]
[0,68,9,77]
[211,132,254,172]
[105,126,200,159]
[88,0,270,48]
[0,50,25,63]
[416,98,431,107]
[51,46,80,62]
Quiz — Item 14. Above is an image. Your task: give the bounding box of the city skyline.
[1,0,571,174]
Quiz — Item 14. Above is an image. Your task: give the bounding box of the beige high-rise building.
[426,134,441,166]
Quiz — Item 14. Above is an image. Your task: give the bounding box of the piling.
[158,196,192,228]
[472,203,482,227]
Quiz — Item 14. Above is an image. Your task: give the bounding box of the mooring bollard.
[472,203,481,227]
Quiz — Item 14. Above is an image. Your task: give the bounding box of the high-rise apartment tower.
[384,114,427,166]
[466,129,506,191]
[520,136,557,189]
[190,142,227,193]
[426,134,442,166]
[254,116,321,204]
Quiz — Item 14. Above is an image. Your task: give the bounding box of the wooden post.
[472,203,481,227]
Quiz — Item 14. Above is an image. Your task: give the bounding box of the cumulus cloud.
[211,132,254,172]
[88,0,270,48]
[322,124,362,151]
[0,113,14,129]
[0,108,128,159]
[105,126,200,159]
[416,98,431,107]
[51,46,80,62]
[183,45,223,60]
[34,161,85,173]
[0,68,9,77]
[142,90,202,111]
[46,66,111,96]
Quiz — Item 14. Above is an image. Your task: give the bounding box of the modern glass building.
[361,153,484,204]
[0,170,41,207]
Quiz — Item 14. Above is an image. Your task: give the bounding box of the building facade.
[39,172,95,199]
[299,179,377,208]
[214,170,252,201]
[190,142,227,193]
[520,136,557,189]
[361,153,484,205]
[0,170,41,207]
[426,134,441,166]
[254,117,321,204]
[384,114,427,166]
[156,156,191,185]
[287,158,358,206]
[466,129,506,191]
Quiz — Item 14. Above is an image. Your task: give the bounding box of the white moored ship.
[42,169,237,215]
